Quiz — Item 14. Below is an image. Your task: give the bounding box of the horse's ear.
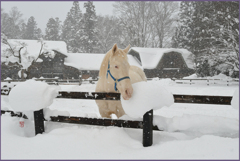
[112,44,118,54]
[123,44,131,54]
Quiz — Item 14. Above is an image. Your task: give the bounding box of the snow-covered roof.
[64,53,142,70]
[130,47,194,69]
[1,39,67,62]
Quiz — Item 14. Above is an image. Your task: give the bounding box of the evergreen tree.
[174,1,239,75]
[83,1,98,53]
[45,17,61,40]
[23,16,42,39]
[174,2,196,53]
[18,22,26,39]
[1,7,23,39]
[61,1,84,53]
[211,1,239,70]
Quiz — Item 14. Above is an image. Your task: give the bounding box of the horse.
[95,44,147,118]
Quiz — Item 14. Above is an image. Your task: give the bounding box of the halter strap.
[106,61,130,92]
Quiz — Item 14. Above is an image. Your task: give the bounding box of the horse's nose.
[125,87,133,99]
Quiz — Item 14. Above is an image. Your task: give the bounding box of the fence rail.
[1,89,233,105]
[1,78,98,85]
[171,78,239,86]
[1,90,233,147]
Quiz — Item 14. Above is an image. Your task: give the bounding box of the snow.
[17,70,27,78]
[121,81,174,118]
[43,108,70,120]
[64,53,142,70]
[4,77,12,81]
[231,88,239,110]
[183,73,199,79]
[183,73,233,80]
[130,47,194,69]
[211,73,233,80]
[8,80,60,112]
[153,114,238,136]
[1,79,239,159]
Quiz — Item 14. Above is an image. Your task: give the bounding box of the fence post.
[34,109,45,135]
[142,109,153,147]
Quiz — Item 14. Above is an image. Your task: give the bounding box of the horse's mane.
[99,50,112,78]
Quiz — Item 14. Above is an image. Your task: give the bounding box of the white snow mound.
[9,80,60,112]
[231,88,239,110]
[121,81,174,118]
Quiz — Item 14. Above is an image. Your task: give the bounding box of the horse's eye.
[115,65,118,69]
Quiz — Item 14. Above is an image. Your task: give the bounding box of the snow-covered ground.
[1,79,239,159]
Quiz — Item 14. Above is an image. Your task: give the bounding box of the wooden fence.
[2,78,98,85]
[172,78,239,86]
[1,90,232,147]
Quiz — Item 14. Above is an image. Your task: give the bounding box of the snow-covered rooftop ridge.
[1,39,68,61]
[130,47,194,69]
[64,53,142,70]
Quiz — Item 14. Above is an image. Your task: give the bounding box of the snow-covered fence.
[172,78,239,86]
[1,90,233,147]
[1,78,98,86]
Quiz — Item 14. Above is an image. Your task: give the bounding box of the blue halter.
[106,61,130,92]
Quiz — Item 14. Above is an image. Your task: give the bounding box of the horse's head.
[109,44,133,100]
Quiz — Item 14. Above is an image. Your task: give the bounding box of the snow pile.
[121,81,174,118]
[43,109,70,120]
[183,73,199,79]
[9,80,60,112]
[231,88,239,110]
[183,73,233,80]
[4,77,12,81]
[153,114,239,136]
[211,73,232,80]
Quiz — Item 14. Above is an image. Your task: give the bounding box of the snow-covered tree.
[61,1,84,53]
[23,16,42,39]
[174,1,239,76]
[174,2,196,53]
[1,34,51,79]
[82,1,98,53]
[210,1,239,71]
[45,17,61,41]
[95,15,124,53]
[1,7,24,39]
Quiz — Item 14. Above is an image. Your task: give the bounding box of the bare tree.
[95,15,124,53]
[113,1,153,47]
[151,1,179,48]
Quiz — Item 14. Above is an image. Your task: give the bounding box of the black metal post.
[34,109,45,135]
[142,109,153,147]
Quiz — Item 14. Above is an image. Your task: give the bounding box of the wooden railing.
[1,90,233,147]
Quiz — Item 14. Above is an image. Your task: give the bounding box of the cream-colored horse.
[95,44,147,118]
